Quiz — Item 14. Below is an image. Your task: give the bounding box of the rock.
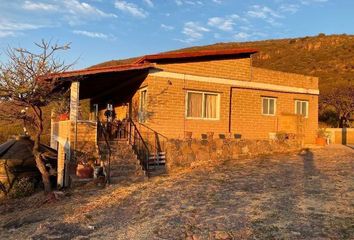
[213,231,232,240]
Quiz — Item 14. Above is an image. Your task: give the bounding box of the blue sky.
[0,0,353,69]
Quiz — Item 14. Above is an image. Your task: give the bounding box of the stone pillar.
[70,81,80,121]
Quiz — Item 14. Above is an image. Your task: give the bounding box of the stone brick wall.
[156,57,251,81]
[252,67,318,89]
[131,74,318,143]
[231,88,318,143]
[128,56,319,144]
[165,138,301,172]
[71,121,98,160]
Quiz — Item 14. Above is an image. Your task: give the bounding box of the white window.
[295,100,309,118]
[139,88,148,123]
[186,91,220,120]
[262,97,276,116]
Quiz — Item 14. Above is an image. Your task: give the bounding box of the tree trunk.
[32,106,52,193]
[33,150,51,193]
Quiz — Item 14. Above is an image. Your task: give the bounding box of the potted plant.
[76,155,94,179]
[185,131,192,140]
[58,112,69,121]
[206,131,214,140]
[315,128,327,146]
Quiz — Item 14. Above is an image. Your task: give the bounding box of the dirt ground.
[0,144,353,240]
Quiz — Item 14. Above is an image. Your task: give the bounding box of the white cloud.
[0,19,43,31]
[143,0,154,7]
[212,0,223,4]
[175,0,203,6]
[73,30,109,39]
[60,0,117,25]
[64,0,117,18]
[247,5,282,19]
[22,0,117,26]
[300,0,328,5]
[22,1,58,11]
[0,31,16,38]
[233,32,250,40]
[208,16,235,32]
[181,21,209,43]
[114,0,148,18]
[161,24,174,31]
[279,4,300,14]
[246,5,283,26]
[0,18,44,38]
[175,0,183,6]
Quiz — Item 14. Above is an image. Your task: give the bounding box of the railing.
[97,119,112,183]
[128,119,150,172]
[96,118,167,176]
[134,122,167,168]
[97,120,129,141]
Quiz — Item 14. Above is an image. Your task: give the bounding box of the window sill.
[185,117,220,121]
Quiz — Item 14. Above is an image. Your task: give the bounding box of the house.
[50,48,319,186]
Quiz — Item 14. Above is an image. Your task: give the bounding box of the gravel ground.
[0,144,353,240]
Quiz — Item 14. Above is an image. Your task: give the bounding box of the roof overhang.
[47,63,155,81]
[134,48,258,63]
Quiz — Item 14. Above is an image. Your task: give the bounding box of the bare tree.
[320,84,354,127]
[0,40,73,192]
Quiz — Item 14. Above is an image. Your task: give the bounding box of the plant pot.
[185,131,192,140]
[315,137,326,146]
[206,132,214,140]
[58,113,69,121]
[76,164,93,179]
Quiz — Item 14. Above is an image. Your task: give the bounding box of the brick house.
[50,48,319,186]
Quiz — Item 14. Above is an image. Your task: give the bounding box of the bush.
[8,177,35,199]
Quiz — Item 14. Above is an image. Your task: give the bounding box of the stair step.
[110,165,140,171]
[109,175,146,184]
[148,166,167,177]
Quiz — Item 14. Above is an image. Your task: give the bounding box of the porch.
[50,64,166,187]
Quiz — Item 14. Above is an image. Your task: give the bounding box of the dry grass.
[0,145,353,239]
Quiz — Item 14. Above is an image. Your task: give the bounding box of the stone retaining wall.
[165,138,301,172]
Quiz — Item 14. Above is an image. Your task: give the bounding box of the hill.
[1,34,353,142]
[93,34,354,93]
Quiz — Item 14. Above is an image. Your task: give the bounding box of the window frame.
[294,100,309,118]
[185,90,220,120]
[261,97,277,116]
[138,87,148,123]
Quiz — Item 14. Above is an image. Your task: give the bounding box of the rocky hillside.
[94,34,354,93]
[1,34,353,142]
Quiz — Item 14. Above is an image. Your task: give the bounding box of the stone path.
[1,145,353,239]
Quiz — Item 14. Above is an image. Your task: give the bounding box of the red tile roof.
[135,48,258,63]
[47,48,257,80]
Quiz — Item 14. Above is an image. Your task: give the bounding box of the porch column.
[66,81,80,187]
[70,81,80,121]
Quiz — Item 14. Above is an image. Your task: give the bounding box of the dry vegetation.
[1,145,353,239]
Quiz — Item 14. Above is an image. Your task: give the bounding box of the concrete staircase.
[98,140,147,184]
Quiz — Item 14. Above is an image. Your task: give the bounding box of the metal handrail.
[97,119,111,184]
[128,118,150,172]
